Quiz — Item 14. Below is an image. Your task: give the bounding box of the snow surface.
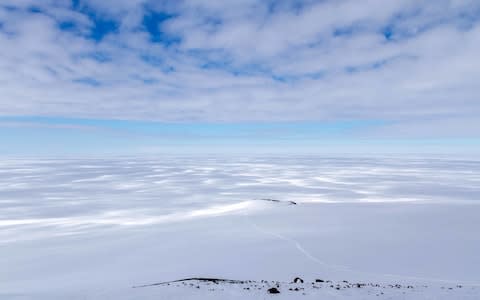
[1,157,480,299]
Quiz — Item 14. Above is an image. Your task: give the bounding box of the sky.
[0,0,479,156]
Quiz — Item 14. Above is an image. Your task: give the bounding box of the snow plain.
[1,157,480,299]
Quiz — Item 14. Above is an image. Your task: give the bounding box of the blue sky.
[0,0,479,155]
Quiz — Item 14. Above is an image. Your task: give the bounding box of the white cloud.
[0,0,479,137]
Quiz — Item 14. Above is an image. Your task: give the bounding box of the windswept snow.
[1,157,480,299]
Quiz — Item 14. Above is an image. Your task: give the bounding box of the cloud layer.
[1,0,479,137]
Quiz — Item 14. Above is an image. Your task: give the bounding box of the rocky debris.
[267,287,280,294]
[133,276,475,298]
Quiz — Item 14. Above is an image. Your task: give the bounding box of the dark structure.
[293,277,304,283]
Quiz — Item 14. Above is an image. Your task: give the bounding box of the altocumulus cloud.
[0,0,479,138]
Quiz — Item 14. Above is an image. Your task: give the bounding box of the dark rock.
[315,279,325,283]
[268,287,280,294]
[260,198,281,203]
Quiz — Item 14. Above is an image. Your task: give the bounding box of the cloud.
[0,0,479,138]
